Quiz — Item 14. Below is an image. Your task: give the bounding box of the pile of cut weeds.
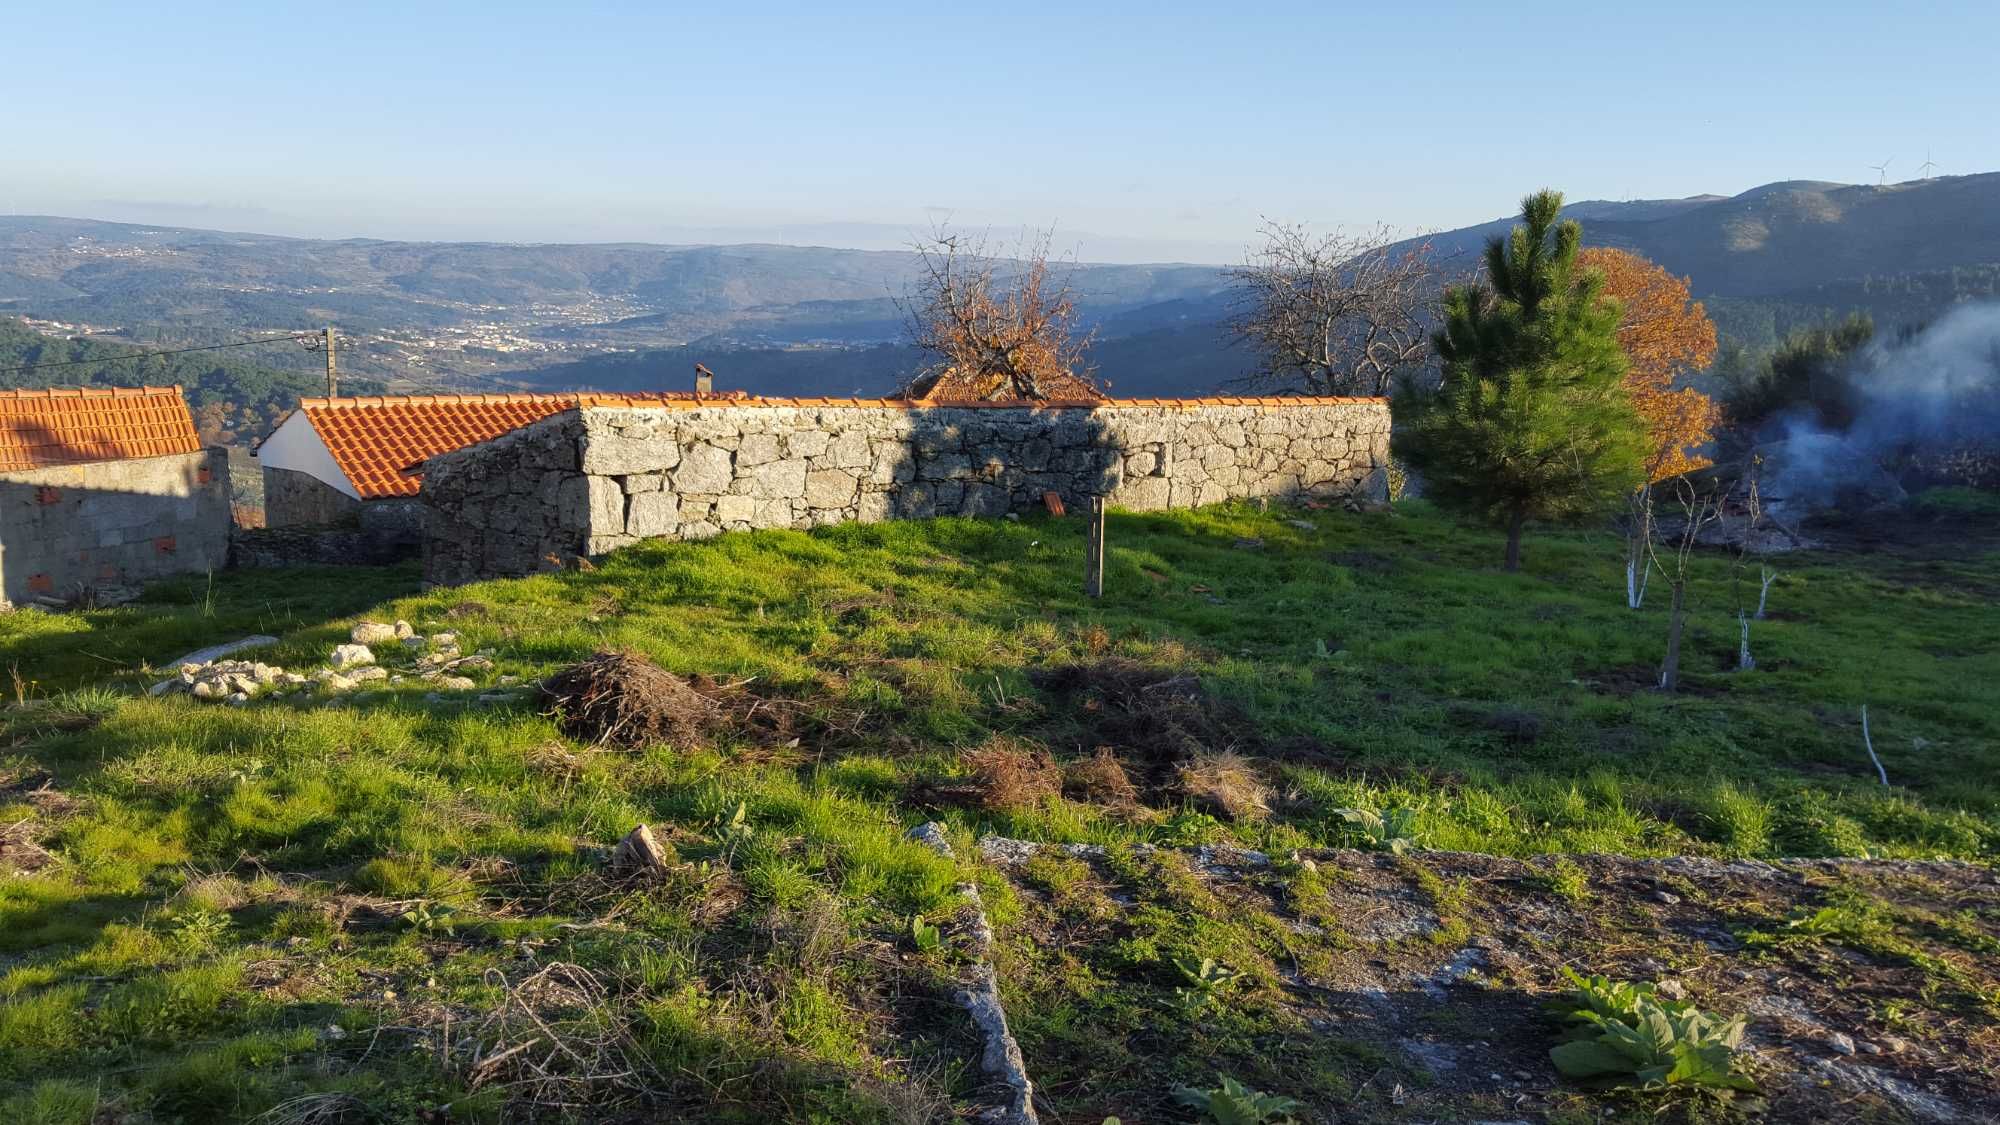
[541,650,725,748]
[1020,659,1288,819]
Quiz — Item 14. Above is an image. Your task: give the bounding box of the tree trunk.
[1625,491,1653,609]
[1503,509,1526,572]
[1659,581,1687,691]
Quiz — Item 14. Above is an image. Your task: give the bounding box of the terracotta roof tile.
[296,390,744,498]
[0,385,203,472]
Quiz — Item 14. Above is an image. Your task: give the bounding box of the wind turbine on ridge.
[1868,157,1893,185]
[1918,151,1938,179]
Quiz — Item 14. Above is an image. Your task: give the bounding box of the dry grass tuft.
[1064,747,1138,807]
[1177,752,1272,821]
[965,738,1062,812]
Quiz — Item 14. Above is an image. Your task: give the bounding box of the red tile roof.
[900,366,1110,405]
[293,391,743,498]
[0,386,203,472]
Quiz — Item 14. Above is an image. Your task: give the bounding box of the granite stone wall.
[421,398,1388,585]
[263,466,362,528]
[0,448,231,605]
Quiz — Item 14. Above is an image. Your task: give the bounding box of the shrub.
[1547,969,1756,1097]
[1173,1074,1301,1124]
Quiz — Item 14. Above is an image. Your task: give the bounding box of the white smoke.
[1761,301,2000,513]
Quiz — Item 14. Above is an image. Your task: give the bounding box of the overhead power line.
[0,330,323,377]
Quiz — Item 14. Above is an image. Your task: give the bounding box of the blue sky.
[6,0,1995,262]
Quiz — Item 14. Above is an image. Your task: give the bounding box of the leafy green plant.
[1173,1074,1301,1124]
[399,901,456,937]
[1172,956,1243,1013]
[712,800,756,862]
[1154,809,1225,847]
[1538,857,1592,903]
[908,914,943,955]
[168,910,231,957]
[1331,806,1421,854]
[1548,969,1756,1097]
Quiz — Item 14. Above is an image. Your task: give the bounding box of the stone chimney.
[694,362,715,397]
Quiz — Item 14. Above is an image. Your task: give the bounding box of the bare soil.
[983,838,2000,1124]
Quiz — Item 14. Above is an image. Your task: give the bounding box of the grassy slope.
[0,499,1995,1122]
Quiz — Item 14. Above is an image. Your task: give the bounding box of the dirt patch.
[986,840,2000,1124]
[540,650,723,749]
[1450,704,1544,746]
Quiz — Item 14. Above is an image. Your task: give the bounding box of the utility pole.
[323,325,337,397]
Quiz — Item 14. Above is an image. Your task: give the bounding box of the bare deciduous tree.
[1651,479,1722,692]
[900,227,1102,402]
[1225,221,1436,397]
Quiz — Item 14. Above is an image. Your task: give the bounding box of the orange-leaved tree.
[1579,247,1721,608]
[1580,247,1720,481]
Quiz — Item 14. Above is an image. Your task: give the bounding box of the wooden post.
[1085,496,1106,598]
[323,325,337,397]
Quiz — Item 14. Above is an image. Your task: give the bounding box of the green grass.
[0,496,1995,1120]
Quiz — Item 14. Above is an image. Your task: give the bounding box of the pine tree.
[1393,190,1648,571]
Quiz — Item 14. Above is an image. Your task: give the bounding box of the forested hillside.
[0,319,383,444]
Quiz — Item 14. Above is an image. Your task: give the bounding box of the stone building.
[0,386,230,606]
[420,394,1391,585]
[254,392,742,543]
[253,393,582,539]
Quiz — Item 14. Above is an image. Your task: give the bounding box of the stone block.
[805,469,858,510]
[673,443,734,494]
[823,429,870,469]
[626,492,680,537]
[587,475,625,533]
[737,433,782,467]
[715,494,755,524]
[746,458,807,499]
[785,430,831,458]
[1116,476,1172,511]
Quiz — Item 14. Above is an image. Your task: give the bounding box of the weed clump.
[540,650,721,749]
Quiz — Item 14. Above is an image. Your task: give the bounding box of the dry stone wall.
[421,398,1388,585]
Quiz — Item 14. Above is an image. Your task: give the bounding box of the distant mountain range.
[5,172,2000,401]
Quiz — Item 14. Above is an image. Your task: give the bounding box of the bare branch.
[1224,220,1438,397]
[899,225,1102,401]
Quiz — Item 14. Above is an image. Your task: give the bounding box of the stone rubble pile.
[150,619,509,705]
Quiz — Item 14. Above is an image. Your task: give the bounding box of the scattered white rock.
[347,667,389,683]
[430,632,458,650]
[437,676,476,691]
[394,620,415,640]
[350,621,398,646]
[330,644,375,668]
[165,635,279,668]
[227,692,251,706]
[1827,1031,1857,1056]
[321,674,358,694]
